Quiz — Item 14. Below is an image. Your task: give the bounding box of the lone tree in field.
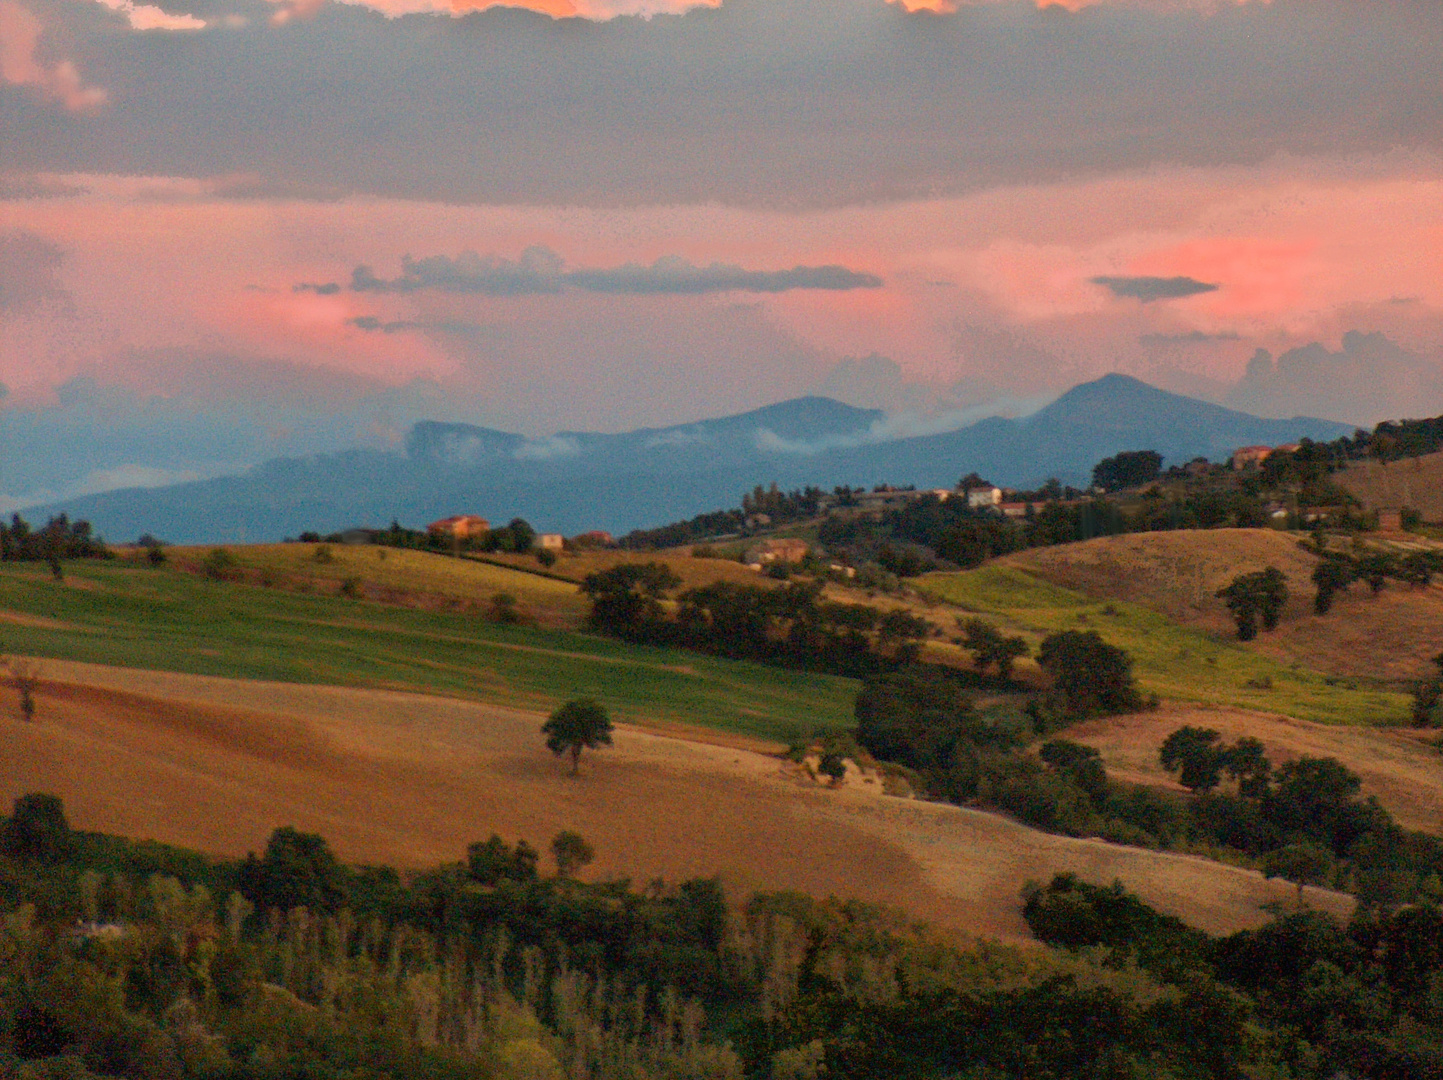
[1217,567,1288,641]
[1263,841,1336,910]
[2,649,41,722]
[543,698,614,775]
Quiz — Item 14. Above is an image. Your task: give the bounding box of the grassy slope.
[171,543,590,628]
[993,528,1443,687]
[0,561,855,742]
[920,564,1409,725]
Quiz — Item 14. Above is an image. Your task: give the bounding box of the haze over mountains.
[27,376,1354,545]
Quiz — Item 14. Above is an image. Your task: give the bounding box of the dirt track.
[0,659,1350,943]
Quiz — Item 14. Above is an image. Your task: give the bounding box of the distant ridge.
[26,377,1353,544]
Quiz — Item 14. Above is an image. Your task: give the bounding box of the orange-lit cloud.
[269,0,720,20]
[0,1,106,110]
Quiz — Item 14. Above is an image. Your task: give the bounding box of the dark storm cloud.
[1139,331,1241,346]
[339,247,882,295]
[7,0,1443,207]
[1092,276,1220,302]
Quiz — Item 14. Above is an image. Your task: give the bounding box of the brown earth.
[0,659,1349,944]
[1337,451,1443,523]
[1001,529,1443,682]
[1070,703,1443,836]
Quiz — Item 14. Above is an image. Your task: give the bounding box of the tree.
[543,698,614,774]
[1413,652,1443,728]
[5,653,41,721]
[1,793,71,860]
[1037,630,1143,717]
[1217,568,1288,640]
[1263,842,1336,909]
[1312,557,1355,614]
[468,835,540,885]
[237,826,346,912]
[580,562,681,635]
[959,618,1030,680]
[1091,450,1163,492]
[551,831,595,878]
[1356,551,1396,595]
[1159,726,1226,793]
[1224,736,1273,798]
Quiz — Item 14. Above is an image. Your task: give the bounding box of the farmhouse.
[967,486,1003,510]
[744,537,809,566]
[538,533,565,550]
[428,515,489,539]
[1230,445,1275,470]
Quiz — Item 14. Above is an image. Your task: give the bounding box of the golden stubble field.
[1000,529,1443,683]
[1,659,1350,944]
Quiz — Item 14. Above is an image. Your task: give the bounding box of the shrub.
[338,575,363,599]
[201,547,237,580]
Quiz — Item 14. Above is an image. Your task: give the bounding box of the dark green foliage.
[1023,873,1210,976]
[201,546,238,580]
[1091,450,1162,492]
[1415,655,1443,727]
[1159,725,1226,793]
[1038,740,1109,807]
[550,830,594,878]
[1262,841,1336,904]
[0,514,108,564]
[1037,630,1143,718]
[536,546,558,568]
[1216,566,1288,640]
[487,591,523,624]
[1312,554,1356,614]
[1356,550,1397,594]
[542,697,614,773]
[854,668,1018,801]
[580,561,681,634]
[958,617,1029,680]
[466,834,539,885]
[237,826,346,913]
[1,794,71,861]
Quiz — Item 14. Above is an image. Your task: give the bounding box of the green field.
[0,561,857,742]
[921,565,1411,726]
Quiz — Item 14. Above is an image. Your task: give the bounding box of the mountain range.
[27,375,1356,544]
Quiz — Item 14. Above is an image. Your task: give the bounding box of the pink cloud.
[0,1,107,111]
[3,154,1441,424]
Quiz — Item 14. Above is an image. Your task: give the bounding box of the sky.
[2,0,1442,508]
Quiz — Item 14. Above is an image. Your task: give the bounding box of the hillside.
[917,559,1411,725]
[0,661,1351,943]
[1068,703,1443,836]
[996,529,1443,685]
[1336,449,1443,521]
[25,376,1352,544]
[0,558,855,742]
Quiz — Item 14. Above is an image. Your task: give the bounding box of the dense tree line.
[1025,873,1443,1079]
[851,665,1443,909]
[12,794,1443,1079]
[579,564,935,677]
[0,514,109,563]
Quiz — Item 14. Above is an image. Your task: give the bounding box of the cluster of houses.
[425,515,614,552]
